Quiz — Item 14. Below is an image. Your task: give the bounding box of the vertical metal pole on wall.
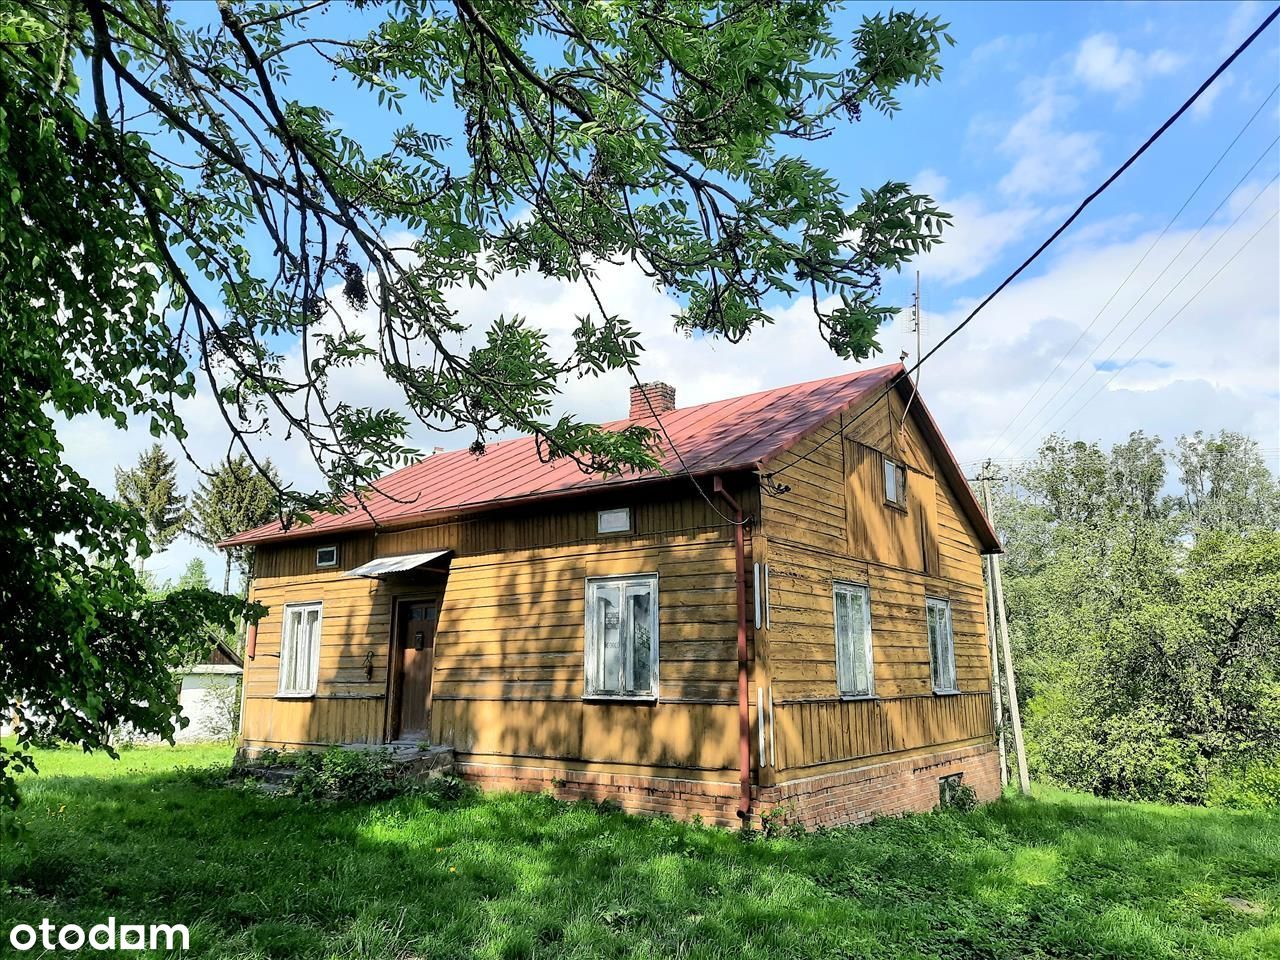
[979,464,1030,796]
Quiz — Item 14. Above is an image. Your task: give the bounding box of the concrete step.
[237,742,456,793]
[380,742,456,778]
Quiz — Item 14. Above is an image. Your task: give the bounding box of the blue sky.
[61,0,1280,584]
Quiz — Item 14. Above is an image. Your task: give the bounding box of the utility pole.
[979,461,1030,795]
[982,549,1009,788]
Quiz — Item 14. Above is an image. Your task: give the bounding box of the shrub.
[758,803,796,839]
[938,776,978,813]
[1206,755,1280,810]
[422,774,472,803]
[289,748,401,803]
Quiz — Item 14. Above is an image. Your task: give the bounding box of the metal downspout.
[714,476,752,822]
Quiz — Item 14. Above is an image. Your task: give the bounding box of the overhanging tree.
[1,0,954,806]
[8,0,953,510]
[0,15,256,810]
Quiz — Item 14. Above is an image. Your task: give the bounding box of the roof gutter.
[713,475,752,824]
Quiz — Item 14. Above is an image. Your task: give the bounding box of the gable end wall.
[753,386,998,817]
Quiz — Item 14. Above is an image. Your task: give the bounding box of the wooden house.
[223,363,1002,828]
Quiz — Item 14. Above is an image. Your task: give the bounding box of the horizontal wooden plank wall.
[241,695,385,748]
[766,543,991,702]
[242,480,753,780]
[773,693,992,773]
[758,388,994,784]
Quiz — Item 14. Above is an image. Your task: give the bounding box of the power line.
[1045,209,1278,438]
[983,82,1279,460]
[626,365,750,526]
[994,153,1280,459]
[764,3,1280,487]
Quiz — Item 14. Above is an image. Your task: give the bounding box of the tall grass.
[2,743,1276,959]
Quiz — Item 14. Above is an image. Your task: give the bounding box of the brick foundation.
[457,761,746,826]
[756,741,1001,830]
[457,741,1000,830]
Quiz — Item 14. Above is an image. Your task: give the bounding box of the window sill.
[275,692,316,700]
[883,500,908,513]
[933,688,962,696]
[839,693,878,702]
[583,694,659,704]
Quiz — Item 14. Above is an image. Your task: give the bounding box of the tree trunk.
[223,553,232,595]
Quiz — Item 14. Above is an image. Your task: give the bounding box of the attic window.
[883,456,907,510]
[315,545,339,568]
[597,508,631,535]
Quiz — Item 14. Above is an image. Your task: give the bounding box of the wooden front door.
[396,598,438,740]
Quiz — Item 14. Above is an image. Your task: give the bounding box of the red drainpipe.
[714,476,752,822]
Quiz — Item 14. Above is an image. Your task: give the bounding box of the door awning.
[344,550,452,579]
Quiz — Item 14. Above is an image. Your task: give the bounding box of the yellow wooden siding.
[764,541,990,702]
[242,483,748,777]
[433,699,739,773]
[758,388,995,782]
[772,694,992,773]
[241,695,385,748]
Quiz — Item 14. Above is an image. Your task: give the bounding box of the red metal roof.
[221,362,1000,551]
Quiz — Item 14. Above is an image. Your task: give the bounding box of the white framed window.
[883,455,908,509]
[278,601,322,696]
[834,581,874,697]
[584,574,658,699]
[315,545,339,568]
[597,507,631,535]
[926,596,958,694]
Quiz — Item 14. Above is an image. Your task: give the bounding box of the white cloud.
[996,85,1101,198]
[1072,33,1184,99]
[912,169,1043,285]
[944,190,1279,463]
[1191,73,1236,121]
[967,33,1038,68]
[58,184,1279,582]
[1223,1,1265,52]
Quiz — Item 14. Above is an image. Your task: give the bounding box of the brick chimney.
[629,381,676,420]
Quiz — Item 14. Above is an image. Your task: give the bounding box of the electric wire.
[983,82,1279,461]
[762,4,1280,489]
[995,152,1280,460]
[1042,208,1278,438]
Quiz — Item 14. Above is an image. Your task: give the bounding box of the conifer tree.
[188,455,279,594]
[114,444,186,571]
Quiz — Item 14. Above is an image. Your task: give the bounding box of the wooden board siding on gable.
[765,542,991,702]
[241,482,750,776]
[761,387,981,584]
[844,441,941,574]
[757,388,995,782]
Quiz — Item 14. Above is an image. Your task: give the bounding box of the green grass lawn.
[2,743,1276,959]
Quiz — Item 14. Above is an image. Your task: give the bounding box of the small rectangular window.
[279,601,322,696]
[597,508,631,534]
[883,456,907,509]
[834,582,874,697]
[315,545,338,568]
[585,574,658,698]
[926,597,958,693]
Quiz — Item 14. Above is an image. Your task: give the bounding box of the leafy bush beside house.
[996,430,1280,807]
